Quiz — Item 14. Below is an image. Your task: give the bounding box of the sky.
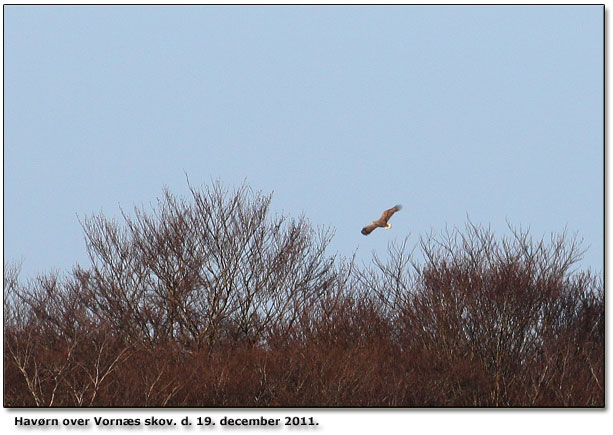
[4,5,604,280]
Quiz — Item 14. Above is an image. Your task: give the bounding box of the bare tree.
[357,222,603,406]
[77,181,338,349]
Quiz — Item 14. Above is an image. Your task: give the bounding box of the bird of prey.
[361,204,402,235]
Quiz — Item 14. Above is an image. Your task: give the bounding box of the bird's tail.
[395,204,403,210]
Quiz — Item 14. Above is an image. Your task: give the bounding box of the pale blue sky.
[4,5,604,279]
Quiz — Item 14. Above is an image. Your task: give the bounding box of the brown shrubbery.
[3,182,604,407]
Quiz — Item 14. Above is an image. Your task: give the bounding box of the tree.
[358,222,603,406]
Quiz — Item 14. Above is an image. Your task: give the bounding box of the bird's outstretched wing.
[361,223,378,235]
[377,204,402,225]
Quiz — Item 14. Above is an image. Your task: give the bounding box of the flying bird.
[361,204,402,235]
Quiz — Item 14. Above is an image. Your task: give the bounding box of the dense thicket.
[4,183,604,407]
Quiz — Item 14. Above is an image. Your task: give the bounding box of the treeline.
[3,182,604,407]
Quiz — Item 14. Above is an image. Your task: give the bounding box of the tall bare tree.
[77,181,338,349]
